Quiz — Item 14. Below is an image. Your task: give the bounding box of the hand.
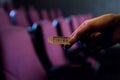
[67,14,120,50]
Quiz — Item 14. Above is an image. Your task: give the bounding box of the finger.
[63,20,93,49]
[69,20,92,45]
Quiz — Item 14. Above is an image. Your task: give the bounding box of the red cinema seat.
[56,8,63,18]
[49,8,56,21]
[0,8,12,27]
[10,7,30,28]
[68,16,79,31]
[29,6,40,23]
[0,27,46,80]
[38,20,69,67]
[40,9,49,20]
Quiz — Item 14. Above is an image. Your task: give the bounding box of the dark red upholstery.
[57,18,71,37]
[38,20,69,67]
[69,15,79,31]
[0,27,46,80]
[0,8,12,27]
[56,8,63,18]
[12,7,30,28]
[49,8,56,21]
[5,2,14,12]
[29,6,40,23]
[40,9,49,20]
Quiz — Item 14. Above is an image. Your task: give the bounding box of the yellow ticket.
[48,36,71,45]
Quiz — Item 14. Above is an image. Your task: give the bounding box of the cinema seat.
[0,27,46,80]
[10,7,30,28]
[68,15,79,31]
[40,9,49,20]
[38,20,69,67]
[0,8,12,27]
[29,6,40,23]
[49,8,56,21]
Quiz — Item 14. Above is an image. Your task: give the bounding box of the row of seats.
[0,25,98,80]
[0,6,63,28]
[0,6,95,80]
[0,6,92,29]
[0,6,93,54]
[0,27,46,80]
[0,2,13,12]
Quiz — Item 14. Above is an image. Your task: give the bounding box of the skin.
[67,14,120,49]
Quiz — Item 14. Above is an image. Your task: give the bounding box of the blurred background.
[0,0,120,80]
[1,0,120,16]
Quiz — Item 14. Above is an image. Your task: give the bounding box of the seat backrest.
[29,6,40,23]
[4,2,13,12]
[57,18,71,37]
[55,8,63,18]
[49,9,56,21]
[69,16,79,31]
[40,9,49,20]
[12,7,30,28]
[0,3,3,7]
[39,20,69,67]
[54,18,80,52]
[0,27,46,80]
[0,8,12,27]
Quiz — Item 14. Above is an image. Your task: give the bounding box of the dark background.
[12,0,120,17]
